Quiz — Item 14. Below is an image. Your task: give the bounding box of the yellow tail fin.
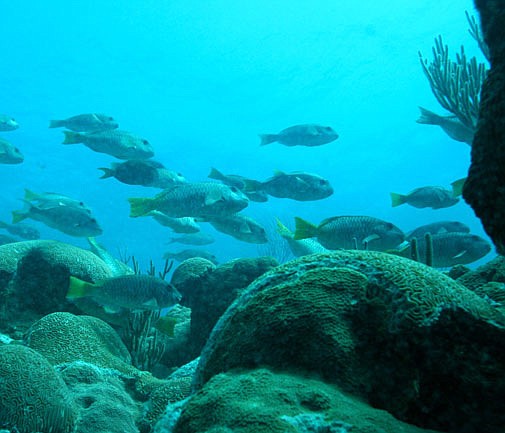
[293,217,318,240]
[67,276,94,299]
[390,192,407,207]
[128,197,154,218]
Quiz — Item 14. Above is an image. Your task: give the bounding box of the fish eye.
[108,117,114,120]
[14,147,20,152]
[142,139,149,144]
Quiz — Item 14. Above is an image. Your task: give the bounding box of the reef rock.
[194,250,505,433]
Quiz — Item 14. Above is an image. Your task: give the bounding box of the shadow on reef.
[1,239,505,432]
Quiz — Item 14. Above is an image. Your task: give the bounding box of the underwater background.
[0,0,489,268]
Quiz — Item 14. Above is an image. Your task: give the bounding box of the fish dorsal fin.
[205,190,224,206]
[273,169,285,176]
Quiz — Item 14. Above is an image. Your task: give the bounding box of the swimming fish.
[406,221,470,241]
[294,215,405,251]
[163,248,218,264]
[390,186,459,209]
[67,274,180,313]
[259,124,338,147]
[0,221,40,240]
[0,114,19,131]
[12,198,102,237]
[99,159,186,188]
[147,211,201,234]
[168,232,215,246]
[50,113,118,132]
[207,214,268,244]
[276,218,328,257]
[245,171,333,201]
[128,182,249,219]
[62,129,154,160]
[0,137,23,164]
[416,107,474,145]
[400,232,491,268]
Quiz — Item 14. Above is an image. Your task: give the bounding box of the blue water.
[0,1,490,270]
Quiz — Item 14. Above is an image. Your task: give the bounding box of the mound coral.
[194,250,505,432]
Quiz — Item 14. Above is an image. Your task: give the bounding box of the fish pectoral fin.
[307,125,319,135]
[362,234,380,244]
[452,250,468,259]
[239,221,253,234]
[205,190,224,206]
[143,298,160,308]
[103,305,122,314]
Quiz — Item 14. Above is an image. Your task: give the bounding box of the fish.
[416,107,474,145]
[128,182,249,219]
[147,211,201,234]
[400,232,491,267]
[0,221,40,240]
[390,186,459,209]
[0,137,23,164]
[163,248,218,264]
[0,114,19,131]
[87,237,134,276]
[208,167,268,202]
[259,124,339,147]
[99,159,186,188]
[207,214,268,244]
[23,189,92,211]
[244,171,333,201]
[451,177,467,197]
[67,274,181,313]
[49,113,118,132]
[167,232,215,246]
[12,199,102,237]
[406,221,470,241]
[276,218,328,257]
[153,315,177,337]
[294,215,405,251]
[62,129,154,160]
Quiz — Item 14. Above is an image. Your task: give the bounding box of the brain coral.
[24,312,137,376]
[193,250,505,432]
[168,368,441,433]
[0,344,77,433]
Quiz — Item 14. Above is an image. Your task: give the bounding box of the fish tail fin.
[67,276,94,299]
[416,107,442,125]
[128,197,155,217]
[208,167,224,180]
[276,218,293,239]
[49,119,64,128]
[242,178,262,192]
[293,217,317,240]
[451,177,467,197]
[154,316,177,337]
[62,130,83,144]
[11,210,28,224]
[24,188,39,201]
[390,192,407,207]
[259,134,277,146]
[98,168,114,179]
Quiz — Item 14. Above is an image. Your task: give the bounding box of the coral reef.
[172,256,278,362]
[24,312,137,376]
[58,361,140,433]
[0,344,78,433]
[0,240,113,334]
[166,368,441,433]
[463,3,505,254]
[194,251,505,432]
